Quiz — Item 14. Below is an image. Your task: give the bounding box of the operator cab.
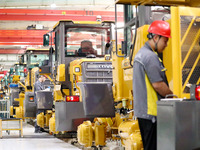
[53,20,113,59]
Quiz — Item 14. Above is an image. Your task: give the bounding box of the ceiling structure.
[0,0,115,10]
[0,0,118,30]
[0,0,123,70]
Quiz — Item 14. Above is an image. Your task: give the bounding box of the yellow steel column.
[111,41,124,102]
[171,7,182,97]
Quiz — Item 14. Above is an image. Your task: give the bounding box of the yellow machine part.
[118,120,140,146]
[54,85,64,101]
[31,67,39,91]
[10,106,13,116]
[37,112,44,128]
[95,118,113,127]
[24,67,38,92]
[132,25,149,61]
[112,113,124,128]
[49,113,58,134]
[111,41,125,101]
[15,92,25,108]
[62,89,69,96]
[124,132,143,150]
[12,75,20,82]
[94,122,106,146]
[77,121,93,148]
[69,57,112,96]
[56,64,65,82]
[13,92,25,119]
[14,106,23,119]
[45,112,52,127]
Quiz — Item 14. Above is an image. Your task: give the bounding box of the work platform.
[0,118,23,138]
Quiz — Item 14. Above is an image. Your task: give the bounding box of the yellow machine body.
[46,20,114,136]
[54,85,65,101]
[45,111,52,127]
[37,111,53,129]
[37,112,44,128]
[49,113,59,134]
[94,122,106,146]
[113,0,200,149]
[13,92,25,119]
[78,117,115,147]
[10,106,13,116]
[12,75,20,82]
[54,64,66,102]
[56,64,65,82]
[118,120,140,145]
[12,67,38,119]
[24,67,39,92]
[69,57,112,97]
[76,16,154,150]
[77,121,93,148]
[14,106,23,119]
[74,1,200,150]
[125,132,143,150]
[163,7,200,98]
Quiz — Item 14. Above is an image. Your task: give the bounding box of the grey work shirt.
[133,42,168,120]
[34,80,45,104]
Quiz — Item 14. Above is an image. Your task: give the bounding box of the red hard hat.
[148,20,171,38]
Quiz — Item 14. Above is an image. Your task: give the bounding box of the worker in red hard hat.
[133,20,173,150]
[147,20,171,53]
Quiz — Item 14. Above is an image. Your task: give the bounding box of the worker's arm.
[152,81,173,97]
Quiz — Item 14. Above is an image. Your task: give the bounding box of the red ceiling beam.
[0,9,123,22]
[0,49,25,54]
[0,30,50,37]
[0,42,42,45]
[0,30,53,46]
[0,38,43,43]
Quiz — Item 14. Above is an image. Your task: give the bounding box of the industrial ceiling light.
[51,3,56,8]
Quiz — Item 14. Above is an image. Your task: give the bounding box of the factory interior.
[0,0,200,150]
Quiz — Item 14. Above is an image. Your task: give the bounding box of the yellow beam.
[171,7,182,97]
[18,81,26,89]
[179,6,200,16]
[182,53,200,93]
[45,75,55,86]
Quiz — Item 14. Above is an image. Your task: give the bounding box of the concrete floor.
[0,121,81,150]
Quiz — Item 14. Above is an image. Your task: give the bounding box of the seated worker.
[77,40,97,56]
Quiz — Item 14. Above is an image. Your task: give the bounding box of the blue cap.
[9,84,18,88]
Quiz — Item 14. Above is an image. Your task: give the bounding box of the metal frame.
[0,118,23,138]
[164,6,200,98]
